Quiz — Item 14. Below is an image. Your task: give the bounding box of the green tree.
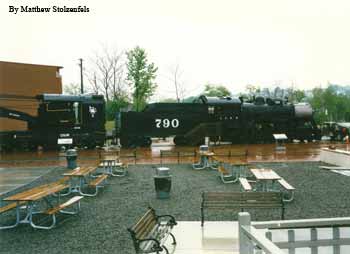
[105,98,129,121]
[203,84,231,97]
[126,46,158,111]
[289,89,306,102]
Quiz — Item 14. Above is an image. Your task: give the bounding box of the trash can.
[66,149,77,169]
[154,167,172,199]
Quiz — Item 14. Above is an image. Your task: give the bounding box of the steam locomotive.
[116,95,321,147]
[0,94,106,150]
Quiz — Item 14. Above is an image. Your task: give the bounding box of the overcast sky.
[1,0,350,100]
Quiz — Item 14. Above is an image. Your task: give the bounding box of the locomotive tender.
[117,95,321,147]
[0,94,106,150]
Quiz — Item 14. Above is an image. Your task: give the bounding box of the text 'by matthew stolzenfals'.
[9,5,90,14]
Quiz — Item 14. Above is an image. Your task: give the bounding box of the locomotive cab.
[36,94,106,149]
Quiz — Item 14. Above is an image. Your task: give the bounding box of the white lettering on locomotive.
[89,106,97,118]
[155,118,179,128]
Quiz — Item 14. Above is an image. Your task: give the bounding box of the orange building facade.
[0,61,62,131]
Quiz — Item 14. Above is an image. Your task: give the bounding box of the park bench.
[277,178,295,202]
[128,207,177,254]
[201,191,284,226]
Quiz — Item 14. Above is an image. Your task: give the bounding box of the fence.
[115,149,248,165]
[239,212,350,254]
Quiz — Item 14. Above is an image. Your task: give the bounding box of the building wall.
[0,61,62,131]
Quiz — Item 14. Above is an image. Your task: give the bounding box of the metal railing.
[238,212,350,254]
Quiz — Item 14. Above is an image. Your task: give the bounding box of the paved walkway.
[172,221,239,254]
[0,167,52,195]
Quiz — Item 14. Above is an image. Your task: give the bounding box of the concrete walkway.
[0,167,52,195]
[171,221,239,254]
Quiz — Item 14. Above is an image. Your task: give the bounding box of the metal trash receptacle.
[154,167,172,199]
[66,149,77,169]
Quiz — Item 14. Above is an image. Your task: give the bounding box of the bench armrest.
[138,238,162,250]
[157,215,177,226]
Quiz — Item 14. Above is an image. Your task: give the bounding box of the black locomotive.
[116,95,321,147]
[0,94,106,150]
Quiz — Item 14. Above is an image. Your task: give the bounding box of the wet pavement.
[0,167,52,195]
[0,141,349,168]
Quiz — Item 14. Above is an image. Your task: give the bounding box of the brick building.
[0,61,62,131]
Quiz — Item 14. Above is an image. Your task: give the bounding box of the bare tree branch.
[85,45,127,102]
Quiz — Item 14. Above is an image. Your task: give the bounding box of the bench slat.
[239,177,252,191]
[278,179,295,190]
[203,192,281,200]
[201,191,284,225]
[137,219,157,239]
[132,209,158,239]
[0,201,26,214]
[5,178,69,201]
[45,196,83,215]
[89,174,108,187]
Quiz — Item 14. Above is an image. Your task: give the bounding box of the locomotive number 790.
[155,118,179,128]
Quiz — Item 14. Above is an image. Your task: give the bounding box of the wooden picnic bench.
[277,178,295,202]
[128,207,177,254]
[239,177,253,191]
[1,179,83,230]
[86,174,108,196]
[0,177,70,220]
[63,166,108,196]
[201,191,285,226]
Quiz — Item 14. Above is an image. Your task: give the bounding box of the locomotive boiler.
[116,95,321,147]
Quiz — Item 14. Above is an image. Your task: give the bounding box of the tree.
[126,46,158,111]
[203,84,231,97]
[245,84,261,97]
[63,83,81,95]
[105,99,129,121]
[170,64,187,102]
[86,46,127,102]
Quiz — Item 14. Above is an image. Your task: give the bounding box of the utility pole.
[79,58,84,94]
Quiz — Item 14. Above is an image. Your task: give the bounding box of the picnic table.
[247,168,295,202]
[99,155,127,177]
[2,181,82,229]
[250,168,281,191]
[193,151,219,170]
[63,166,107,196]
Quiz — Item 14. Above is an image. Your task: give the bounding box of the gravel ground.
[1,161,350,254]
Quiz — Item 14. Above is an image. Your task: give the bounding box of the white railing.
[238,212,350,254]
